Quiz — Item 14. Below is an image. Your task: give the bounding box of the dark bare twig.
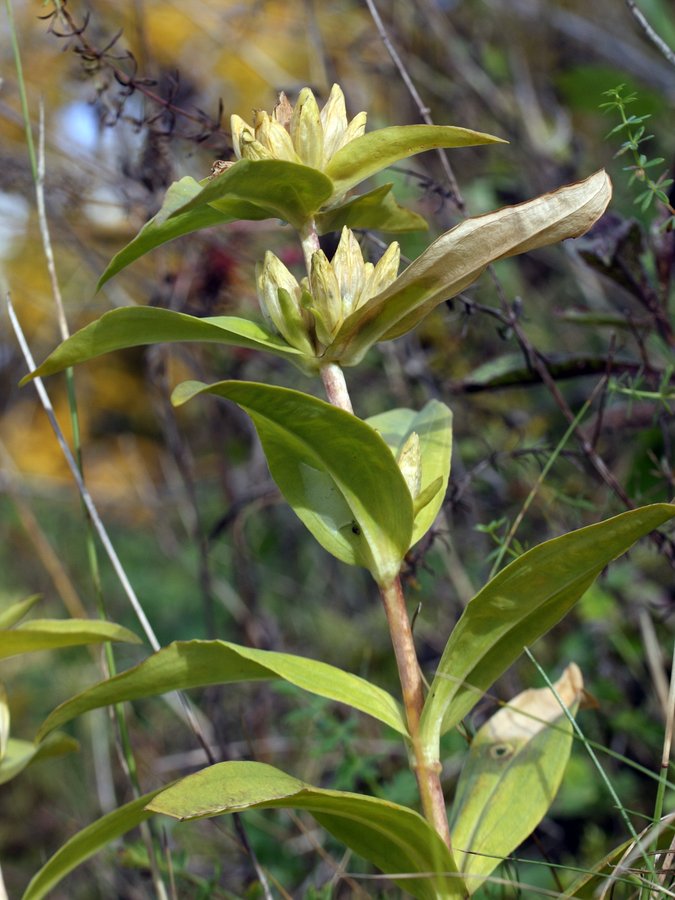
[43,1,226,142]
[625,0,675,69]
[363,0,466,213]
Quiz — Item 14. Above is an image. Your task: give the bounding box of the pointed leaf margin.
[0,732,79,786]
[37,639,408,741]
[316,183,428,234]
[324,124,506,198]
[169,158,334,229]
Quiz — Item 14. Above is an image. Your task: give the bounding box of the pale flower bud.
[320,84,349,163]
[254,111,300,163]
[363,241,401,300]
[331,227,367,317]
[309,250,343,345]
[231,115,274,161]
[291,89,324,169]
[257,253,314,354]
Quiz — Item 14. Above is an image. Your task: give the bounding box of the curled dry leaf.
[330,170,612,366]
[479,661,584,744]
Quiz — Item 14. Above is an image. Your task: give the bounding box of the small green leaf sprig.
[601,84,675,222]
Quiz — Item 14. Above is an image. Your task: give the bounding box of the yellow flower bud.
[291,89,324,169]
[331,227,368,317]
[257,253,314,354]
[363,240,401,301]
[309,250,343,345]
[254,111,300,164]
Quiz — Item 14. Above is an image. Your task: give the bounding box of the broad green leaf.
[0,732,79,786]
[170,158,333,230]
[37,639,407,740]
[316,183,428,234]
[147,761,464,900]
[97,161,334,288]
[419,503,675,761]
[0,619,141,659]
[449,664,583,890]
[367,401,452,546]
[0,594,40,629]
[172,380,414,584]
[21,788,166,900]
[324,124,505,198]
[328,171,612,366]
[96,176,252,289]
[21,307,307,385]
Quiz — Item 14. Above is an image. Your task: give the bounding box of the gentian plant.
[21,85,675,898]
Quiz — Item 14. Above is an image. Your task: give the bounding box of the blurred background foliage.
[1,0,674,896]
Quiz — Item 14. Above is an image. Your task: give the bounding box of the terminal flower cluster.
[231,84,367,173]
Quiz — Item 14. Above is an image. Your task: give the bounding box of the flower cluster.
[231,84,367,173]
[257,227,400,354]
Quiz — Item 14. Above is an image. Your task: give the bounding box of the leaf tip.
[171,380,208,407]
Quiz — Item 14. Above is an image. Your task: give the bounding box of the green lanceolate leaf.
[0,619,141,659]
[21,788,167,900]
[0,594,40,629]
[172,380,414,584]
[169,158,334,230]
[37,639,407,740]
[316,183,428,234]
[367,400,452,546]
[324,124,505,198]
[419,503,675,762]
[328,170,612,366]
[0,732,79,786]
[21,307,306,385]
[449,664,583,890]
[147,761,465,900]
[97,161,334,288]
[96,176,249,289]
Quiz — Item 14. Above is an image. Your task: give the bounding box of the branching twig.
[42,1,226,142]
